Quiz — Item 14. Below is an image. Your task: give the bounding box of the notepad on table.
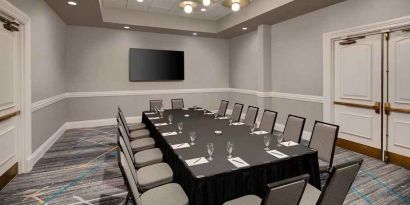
[182,108,189,110]
[228,157,250,168]
[281,141,299,147]
[231,122,245,126]
[218,117,230,120]
[149,117,160,120]
[185,157,209,166]
[162,131,178,136]
[253,130,269,135]
[155,123,168,127]
[145,112,156,115]
[171,143,190,149]
[205,112,214,115]
[267,150,289,159]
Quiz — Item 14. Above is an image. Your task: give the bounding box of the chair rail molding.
[323,15,410,123]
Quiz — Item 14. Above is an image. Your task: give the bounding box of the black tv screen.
[129,48,184,81]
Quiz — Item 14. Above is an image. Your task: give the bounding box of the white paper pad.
[182,108,189,110]
[218,117,230,120]
[154,123,168,127]
[205,112,214,115]
[267,150,289,159]
[281,141,299,147]
[171,143,190,149]
[232,122,245,126]
[228,157,250,168]
[148,117,160,120]
[162,131,178,136]
[185,157,209,166]
[253,131,269,135]
[184,114,190,117]
[145,112,156,115]
[196,108,204,111]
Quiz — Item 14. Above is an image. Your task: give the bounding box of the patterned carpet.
[0,125,409,205]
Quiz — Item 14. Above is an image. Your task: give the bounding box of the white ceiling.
[102,0,238,21]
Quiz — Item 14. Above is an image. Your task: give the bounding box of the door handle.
[334,101,381,114]
[0,110,20,123]
[384,102,410,115]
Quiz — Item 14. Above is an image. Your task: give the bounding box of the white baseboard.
[26,123,67,171]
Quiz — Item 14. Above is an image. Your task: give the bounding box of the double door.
[333,29,410,164]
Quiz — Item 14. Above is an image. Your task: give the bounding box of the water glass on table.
[189,131,196,145]
[207,143,214,161]
[168,115,173,124]
[277,133,284,146]
[226,141,234,159]
[229,117,234,125]
[264,135,271,151]
[177,122,183,134]
[250,123,257,134]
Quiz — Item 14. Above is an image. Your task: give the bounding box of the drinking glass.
[168,115,173,124]
[250,123,257,134]
[193,106,197,111]
[189,131,196,145]
[264,135,271,151]
[277,133,284,146]
[159,110,164,118]
[229,117,234,125]
[203,109,207,115]
[226,141,234,159]
[177,122,183,134]
[207,143,214,161]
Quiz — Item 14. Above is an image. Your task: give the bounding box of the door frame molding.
[323,15,410,123]
[0,0,32,173]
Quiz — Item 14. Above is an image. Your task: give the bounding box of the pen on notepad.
[193,158,202,164]
[232,159,243,164]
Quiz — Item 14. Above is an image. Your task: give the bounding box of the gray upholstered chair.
[308,121,339,173]
[223,174,310,205]
[217,100,229,116]
[118,137,173,192]
[118,118,155,153]
[300,159,363,205]
[150,100,163,111]
[259,109,278,134]
[282,115,306,143]
[171,99,184,109]
[118,107,149,140]
[229,103,244,122]
[118,151,189,205]
[118,125,163,169]
[243,106,259,126]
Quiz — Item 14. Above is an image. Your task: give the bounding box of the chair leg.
[124,192,131,205]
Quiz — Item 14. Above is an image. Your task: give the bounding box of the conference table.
[142,108,320,205]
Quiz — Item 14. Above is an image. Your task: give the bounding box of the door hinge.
[384,32,390,41]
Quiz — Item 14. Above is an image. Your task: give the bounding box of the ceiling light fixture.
[179,0,199,14]
[242,27,247,30]
[222,0,250,12]
[193,32,198,36]
[124,26,130,29]
[201,8,206,11]
[137,0,144,2]
[67,1,77,6]
[202,0,211,6]
[231,2,240,11]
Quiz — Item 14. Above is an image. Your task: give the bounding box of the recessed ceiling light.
[231,2,240,12]
[67,1,77,6]
[137,0,144,2]
[193,33,198,36]
[124,26,130,29]
[184,4,193,14]
[202,0,211,6]
[201,8,206,12]
[242,27,248,30]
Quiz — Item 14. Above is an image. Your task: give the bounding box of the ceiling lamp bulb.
[137,0,144,2]
[203,0,211,6]
[184,4,193,13]
[231,2,240,12]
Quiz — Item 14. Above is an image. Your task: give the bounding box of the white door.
[385,30,410,158]
[0,20,20,177]
[334,34,383,153]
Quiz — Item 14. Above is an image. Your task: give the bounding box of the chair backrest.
[317,159,363,205]
[231,103,244,122]
[171,98,184,109]
[150,100,163,111]
[309,121,339,168]
[117,119,136,162]
[118,107,130,134]
[118,151,143,205]
[262,174,310,205]
[282,115,306,143]
[217,100,229,116]
[243,106,259,126]
[259,109,278,134]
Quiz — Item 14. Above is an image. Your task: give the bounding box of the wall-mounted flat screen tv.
[129,48,184,81]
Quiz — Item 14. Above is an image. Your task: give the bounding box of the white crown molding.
[31,93,67,112]
[31,88,324,112]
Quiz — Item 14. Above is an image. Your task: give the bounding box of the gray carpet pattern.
[0,125,409,205]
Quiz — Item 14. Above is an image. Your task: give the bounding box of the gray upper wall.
[229,31,258,90]
[271,0,410,96]
[9,0,67,102]
[65,26,230,92]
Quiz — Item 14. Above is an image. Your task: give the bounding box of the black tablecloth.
[142,108,320,205]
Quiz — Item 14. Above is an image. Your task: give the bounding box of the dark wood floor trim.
[0,163,18,191]
[387,151,410,170]
[336,138,382,159]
